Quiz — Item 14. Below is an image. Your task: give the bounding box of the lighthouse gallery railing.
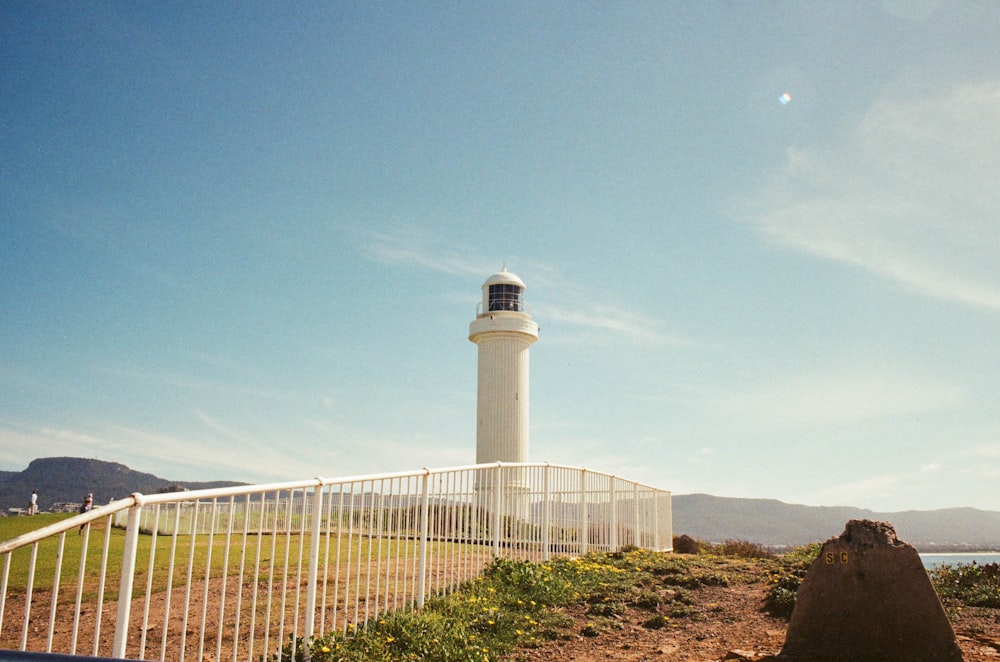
[0,462,672,661]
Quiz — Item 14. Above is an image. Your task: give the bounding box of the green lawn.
[1,513,470,605]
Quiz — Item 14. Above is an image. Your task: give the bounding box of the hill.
[0,457,246,513]
[672,493,1000,550]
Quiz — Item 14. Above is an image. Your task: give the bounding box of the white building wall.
[469,311,538,465]
[475,330,532,465]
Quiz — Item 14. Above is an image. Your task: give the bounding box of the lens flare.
[779,92,792,105]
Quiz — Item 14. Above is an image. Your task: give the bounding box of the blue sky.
[3,1,999,513]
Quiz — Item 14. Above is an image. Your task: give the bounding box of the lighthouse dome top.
[478,267,530,315]
[482,267,526,289]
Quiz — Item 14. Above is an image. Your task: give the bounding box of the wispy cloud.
[785,472,904,509]
[784,458,990,511]
[743,80,1000,310]
[360,224,692,347]
[968,442,1000,460]
[360,226,487,278]
[542,302,690,347]
[708,368,963,432]
[956,443,1000,481]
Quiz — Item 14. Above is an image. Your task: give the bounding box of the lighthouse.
[469,267,539,510]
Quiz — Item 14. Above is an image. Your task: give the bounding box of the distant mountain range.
[0,457,246,512]
[2,458,997,550]
[672,493,1000,550]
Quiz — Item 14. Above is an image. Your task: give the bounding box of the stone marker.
[780,519,963,662]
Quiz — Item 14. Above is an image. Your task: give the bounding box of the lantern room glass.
[488,283,523,312]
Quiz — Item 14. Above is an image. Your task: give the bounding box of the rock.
[780,519,963,662]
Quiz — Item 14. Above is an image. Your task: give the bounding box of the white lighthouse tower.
[469,268,539,466]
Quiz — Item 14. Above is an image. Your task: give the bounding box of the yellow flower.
[321,646,331,653]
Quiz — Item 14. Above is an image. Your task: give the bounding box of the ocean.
[920,552,1000,569]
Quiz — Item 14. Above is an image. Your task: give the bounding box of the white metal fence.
[0,462,672,661]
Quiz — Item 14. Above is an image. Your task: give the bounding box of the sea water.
[920,552,1000,569]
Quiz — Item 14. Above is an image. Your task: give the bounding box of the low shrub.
[763,542,821,619]
[931,562,1000,608]
[673,534,702,554]
[673,536,776,559]
[711,539,775,559]
[764,573,802,618]
[642,614,670,629]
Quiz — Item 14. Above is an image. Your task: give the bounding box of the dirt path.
[503,576,1000,662]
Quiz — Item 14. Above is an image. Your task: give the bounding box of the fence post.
[579,470,588,555]
[541,464,551,561]
[634,483,641,549]
[609,476,617,551]
[659,491,673,551]
[491,464,503,558]
[304,481,325,652]
[416,469,431,608]
[652,490,659,550]
[112,495,144,659]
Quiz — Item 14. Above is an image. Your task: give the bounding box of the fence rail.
[0,462,672,661]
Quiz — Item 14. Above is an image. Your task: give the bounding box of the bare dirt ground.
[503,573,1000,662]
[5,562,997,661]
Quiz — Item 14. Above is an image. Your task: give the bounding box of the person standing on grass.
[28,490,37,515]
[78,493,93,534]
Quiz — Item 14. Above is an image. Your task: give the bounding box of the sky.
[3,1,999,513]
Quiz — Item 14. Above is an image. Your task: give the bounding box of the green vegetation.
[931,562,1000,609]
[277,539,999,661]
[1,513,273,600]
[275,545,797,662]
[0,512,76,538]
[276,553,631,661]
[762,542,822,618]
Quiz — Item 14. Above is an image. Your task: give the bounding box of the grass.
[2,513,277,599]
[0,514,456,604]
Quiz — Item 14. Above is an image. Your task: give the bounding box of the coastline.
[919,551,1000,569]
